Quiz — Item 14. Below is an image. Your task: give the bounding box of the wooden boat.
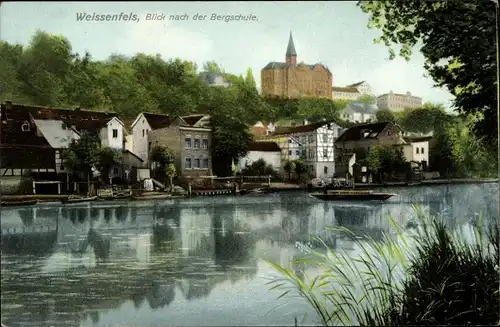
[309,190,395,201]
[132,194,172,200]
[61,196,98,204]
[0,199,38,207]
[240,188,268,195]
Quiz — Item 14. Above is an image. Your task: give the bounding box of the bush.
[267,206,500,326]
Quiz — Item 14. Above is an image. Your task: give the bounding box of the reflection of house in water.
[147,279,176,309]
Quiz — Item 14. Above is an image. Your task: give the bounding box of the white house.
[342,102,377,124]
[130,113,173,164]
[347,81,373,96]
[261,120,344,180]
[99,117,125,149]
[239,141,282,172]
[332,86,360,101]
[402,136,431,168]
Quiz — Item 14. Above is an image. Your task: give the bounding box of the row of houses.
[246,119,431,181]
[1,101,431,194]
[0,101,215,193]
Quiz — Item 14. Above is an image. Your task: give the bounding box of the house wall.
[239,151,281,172]
[376,92,422,112]
[332,91,359,100]
[132,114,152,163]
[100,117,123,149]
[313,124,341,179]
[404,141,429,163]
[149,123,212,178]
[343,107,375,123]
[261,66,332,99]
[124,134,133,152]
[180,127,212,178]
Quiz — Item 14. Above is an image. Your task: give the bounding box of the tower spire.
[285,31,297,66]
[286,31,297,57]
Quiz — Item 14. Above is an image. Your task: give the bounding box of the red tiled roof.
[248,141,280,152]
[271,120,338,136]
[251,126,267,137]
[143,113,174,130]
[2,102,117,131]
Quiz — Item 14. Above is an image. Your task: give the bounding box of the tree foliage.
[358,0,498,150]
[375,109,396,123]
[357,94,376,104]
[366,145,406,174]
[97,147,122,182]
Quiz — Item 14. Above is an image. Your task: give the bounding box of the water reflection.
[0,183,498,327]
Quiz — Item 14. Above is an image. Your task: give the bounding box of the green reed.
[267,205,500,326]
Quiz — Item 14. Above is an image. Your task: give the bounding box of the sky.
[0,1,454,108]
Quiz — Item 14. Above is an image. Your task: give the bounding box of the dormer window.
[60,115,67,119]
[91,116,98,120]
[81,116,88,120]
[21,121,30,132]
[69,115,76,120]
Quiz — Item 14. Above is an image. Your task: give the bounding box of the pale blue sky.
[1,1,454,107]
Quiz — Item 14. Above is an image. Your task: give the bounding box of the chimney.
[6,100,12,110]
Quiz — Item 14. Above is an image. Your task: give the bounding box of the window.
[21,121,30,132]
[194,158,200,168]
[289,139,293,143]
[288,150,292,155]
[295,150,300,156]
[113,167,119,174]
[185,158,192,169]
[324,166,328,174]
[308,135,314,143]
[112,129,118,138]
[421,147,424,154]
[185,138,192,148]
[194,139,201,148]
[202,139,209,149]
[323,149,328,158]
[202,158,209,168]
[416,147,420,154]
[142,129,145,137]
[322,134,328,143]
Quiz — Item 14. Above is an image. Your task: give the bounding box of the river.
[1,183,498,327]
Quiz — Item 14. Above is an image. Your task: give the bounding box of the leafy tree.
[400,104,451,134]
[366,145,407,181]
[203,61,223,73]
[165,163,177,191]
[97,147,123,183]
[62,133,101,195]
[357,94,376,104]
[283,159,296,181]
[241,158,278,177]
[293,159,308,183]
[149,145,175,187]
[375,109,396,123]
[359,0,498,151]
[244,68,257,89]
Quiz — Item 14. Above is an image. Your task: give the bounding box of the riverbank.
[0,178,497,203]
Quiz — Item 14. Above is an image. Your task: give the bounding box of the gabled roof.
[347,81,365,88]
[181,114,206,126]
[248,141,281,152]
[271,120,339,136]
[143,113,174,130]
[403,136,432,143]
[346,102,378,114]
[336,122,393,143]
[332,86,360,93]
[262,61,331,73]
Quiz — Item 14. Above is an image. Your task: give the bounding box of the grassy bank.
[267,206,500,325]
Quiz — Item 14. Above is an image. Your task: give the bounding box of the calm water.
[1,183,498,327]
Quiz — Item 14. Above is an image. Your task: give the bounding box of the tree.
[165,163,177,191]
[62,133,101,195]
[359,0,498,151]
[366,145,407,181]
[293,159,308,183]
[149,145,174,187]
[244,68,257,89]
[283,159,296,181]
[375,109,396,123]
[400,104,451,134]
[357,94,376,104]
[97,147,122,184]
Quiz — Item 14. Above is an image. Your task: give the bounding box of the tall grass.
[267,206,500,326]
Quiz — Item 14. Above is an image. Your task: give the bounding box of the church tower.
[285,31,297,67]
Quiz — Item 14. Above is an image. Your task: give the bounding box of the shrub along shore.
[268,207,500,326]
